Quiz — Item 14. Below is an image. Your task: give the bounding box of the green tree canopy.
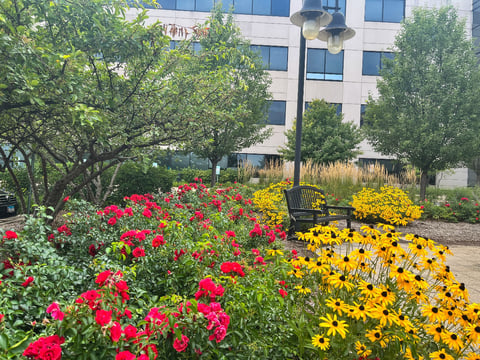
[179,6,272,186]
[363,6,480,199]
[279,99,362,165]
[0,0,242,217]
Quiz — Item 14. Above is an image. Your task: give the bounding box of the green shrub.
[105,162,175,204]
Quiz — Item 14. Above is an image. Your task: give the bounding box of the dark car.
[0,189,17,217]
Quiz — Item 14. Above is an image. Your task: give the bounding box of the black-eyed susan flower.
[266,248,284,257]
[354,340,372,357]
[426,324,445,343]
[325,297,348,316]
[375,285,396,306]
[358,280,379,300]
[428,348,454,360]
[348,301,370,322]
[326,272,355,291]
[404,347,425,360]
[466,323,480,344]
[335,255,358,272]
[370,304,397,327]
[422,304,445,323]
[294,285,312,295]
[440,330,464,352]
[464,352,480,360]
[311,334,330,351]
[365,327,388,348]
[319,313,349,338]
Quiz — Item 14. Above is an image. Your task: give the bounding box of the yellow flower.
[325,297,348,316]
[319,313,349,339]
[464,352,480,360]
[466,323,480,344]
[440,330,464,352]
[326,272,355,291]
[266,248,284,257]
[354,341,372,357]
[311,334,330,351]
[365,328,388,348]
[294,285,311,295]
[429,348,454,360]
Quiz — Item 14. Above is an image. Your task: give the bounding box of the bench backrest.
[284,186,327,213]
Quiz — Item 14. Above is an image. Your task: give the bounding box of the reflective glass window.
[233,1,252,14]
[267,101,286,125]
[269,47,288,71]
[362,51,394,75]
[253,0,271,15]
[271,0,290,16]
[306,49,343,81]
[384,0,404,22]
[365,0,404,23]
[177,0,195,10]
[196,0,214,11]
[157,0,175,9]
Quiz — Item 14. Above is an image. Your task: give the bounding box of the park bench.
[283,185,355,238]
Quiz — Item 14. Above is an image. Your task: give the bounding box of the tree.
[279,99,362,165]
[179,6,272,186]
[0,0,238,218]
[363,6,480,200]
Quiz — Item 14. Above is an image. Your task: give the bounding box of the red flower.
[110,321,122,342]
[108,217,117,226]
[142,208,152,218]
[279,288,288,298]
[3,230,18,239]
[23,335,64,360]
[123,325,138,340]
[209,325,227,343]
[46,302,65,321]
[95,309,112,326]
[0,314,4,322]
[152,235,165,247]
[115,350,136,360]
[173,334,189,352]
[63,196,69,202]
[22,276,34,287]
[95,270,113,286]
[132,247,145,258]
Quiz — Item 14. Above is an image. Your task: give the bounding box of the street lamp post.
[290,0,355,186]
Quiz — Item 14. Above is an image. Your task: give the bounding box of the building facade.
[127,0,475,183]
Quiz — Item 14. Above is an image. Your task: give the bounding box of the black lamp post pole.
[293,32,306,187]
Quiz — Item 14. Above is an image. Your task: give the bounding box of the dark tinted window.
[362,51,394,75]
[252,45,288,71]
[365,0,404,23]
[267,101,286,125]
[306,49,344,81]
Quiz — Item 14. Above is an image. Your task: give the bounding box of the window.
[228,154,281,168]
[306,49,344,81]
[305,102,342,116]
[131,0,290,16]
[169,41,202,53]
[362,51,394,76]
[267,101,286,125]
[251,45,288,71]
[365,0,404,23]
[360,104,367,127]
[322,0,346,15]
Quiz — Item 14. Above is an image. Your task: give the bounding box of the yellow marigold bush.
[351,186,422,226]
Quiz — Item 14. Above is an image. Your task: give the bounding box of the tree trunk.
[419,171,429,201]
[210,159,218,187]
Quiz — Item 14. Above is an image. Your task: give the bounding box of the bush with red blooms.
[23,270,230,359]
